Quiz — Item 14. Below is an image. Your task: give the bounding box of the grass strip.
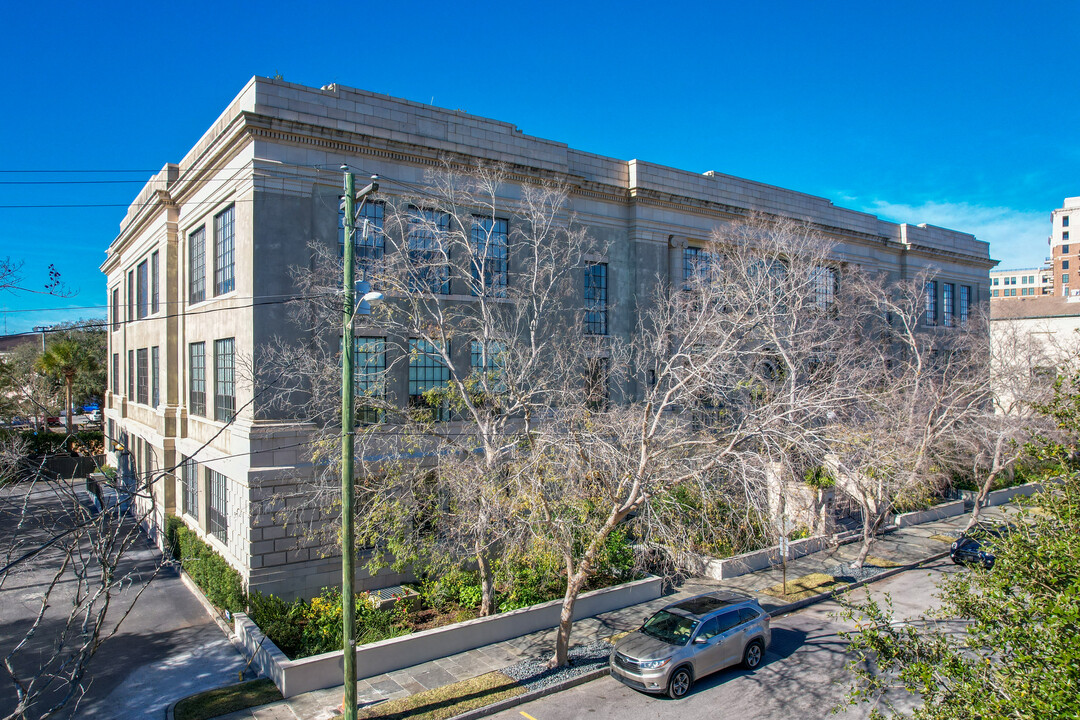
[929,534,957,544]
[864,556,902,568]
[760,572,843,601]
[173,678,282,720]
[356,671,524,720]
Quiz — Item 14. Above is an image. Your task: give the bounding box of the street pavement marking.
[520,713,539,720]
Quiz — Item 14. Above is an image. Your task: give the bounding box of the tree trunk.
[476,542,495,617]
[549,508,627,668]
[967,468,1000,530]
[852,501,878,568]
[550,566,589,668]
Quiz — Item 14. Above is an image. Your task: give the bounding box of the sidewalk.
[207,506,1011,720]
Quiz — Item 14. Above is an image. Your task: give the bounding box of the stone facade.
[101,77,995,600]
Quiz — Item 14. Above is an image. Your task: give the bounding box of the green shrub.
[585,527,636,590]
[164,515,184,560]
[248,592,308,659]
[418,567,481,611]
[804,465,836,489]
[248,587,408,660]
[498,551,565,612]
[166,517,246,614]
[2,429,104,456]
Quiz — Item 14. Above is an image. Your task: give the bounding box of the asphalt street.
[0,481,244,720]
[488,558,960,720]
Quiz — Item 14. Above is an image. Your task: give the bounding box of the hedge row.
[165,515,246,614]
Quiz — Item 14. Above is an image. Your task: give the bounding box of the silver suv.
[610,591,771,698]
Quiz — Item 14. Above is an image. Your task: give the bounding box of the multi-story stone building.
[101,77,995,599]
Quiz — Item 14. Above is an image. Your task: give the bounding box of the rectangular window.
[992,277,998,286]
[340,200,385,265]
[924,280,937,326]
[127,349,134,398]
[127,270,135,321]
[189,342,206,416]
[960,285,970,326]
[683,246,715,288]
[470,340,506,395]
[181,456,199,520]
[407,208,450,294]
[151,346,160,408]
[1064,274,1070,286]
[471,216,508,296]
[943,283,955,328]
[408,338,450,421]
[214,338,235,422]
[214,205,235,296]
[136,348,148,404]
[1064,244,1071,254]
[585,263,608,335]
[993,289,999,297]
[812,265,837,310]
[1065,216,1071,228]
[108,419,115,451]
[151,251,159,314]
[136,260,148,319]
[585,357,609,410]
[207,469,227,542]
[111,287,120,330]
[353,337,385,425]
[112,352,119,395]
[189,226,206,304]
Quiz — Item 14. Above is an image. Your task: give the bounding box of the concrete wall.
[893,499,965,527]
[235,574,663,697]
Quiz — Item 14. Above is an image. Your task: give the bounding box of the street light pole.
[340,166,378,720]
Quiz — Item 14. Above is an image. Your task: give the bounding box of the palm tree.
[36,339,98,436]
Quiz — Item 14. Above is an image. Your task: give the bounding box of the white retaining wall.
[236,575,663,698]
[893,499,965,528]
[701,534,844,581]
[985,482,1043,507]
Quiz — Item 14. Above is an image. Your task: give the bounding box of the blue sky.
[2,0,1077,333]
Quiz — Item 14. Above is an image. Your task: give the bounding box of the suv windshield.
[641,610,699,646]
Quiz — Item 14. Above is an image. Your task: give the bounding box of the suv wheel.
[667,666,693,699]
[743,640,764,670]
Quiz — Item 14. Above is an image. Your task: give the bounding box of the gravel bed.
[501,640,611,692]
[826,562,889,583]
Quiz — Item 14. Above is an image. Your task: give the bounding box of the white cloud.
[857,199,1049,271]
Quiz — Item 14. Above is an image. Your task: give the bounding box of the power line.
[0,292,328,315]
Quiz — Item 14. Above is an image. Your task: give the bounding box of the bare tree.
[523,213,875,667]
[830,271,987,567]
[958,313,1071,528]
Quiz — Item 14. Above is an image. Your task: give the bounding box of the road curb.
[450,667,611,720]
[448,548,951,720]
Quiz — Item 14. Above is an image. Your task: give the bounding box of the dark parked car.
[950,524,1012,569]
[610,591,771,698]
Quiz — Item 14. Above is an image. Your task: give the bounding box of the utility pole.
[340,166,378,720]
